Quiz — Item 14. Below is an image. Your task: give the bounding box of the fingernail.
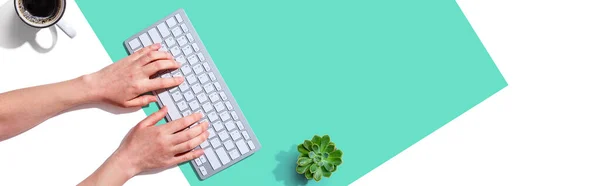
[152,43,161,49]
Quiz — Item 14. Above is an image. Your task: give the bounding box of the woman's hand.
[79,107,209,186]
[84,43,183,107]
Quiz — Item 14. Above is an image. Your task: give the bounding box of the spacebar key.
[157,89,182,121]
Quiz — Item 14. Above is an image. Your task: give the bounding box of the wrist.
[107,151,141,181]
[78,73,104,103]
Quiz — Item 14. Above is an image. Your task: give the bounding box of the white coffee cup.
[14,0,76,38]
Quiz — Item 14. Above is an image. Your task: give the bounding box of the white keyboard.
[123,9,261,180]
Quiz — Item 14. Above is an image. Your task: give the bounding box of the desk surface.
[1,0,506,185]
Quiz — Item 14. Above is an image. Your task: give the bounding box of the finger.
[172,132,209,154]
[162,112,203,133]
[138,51,173,66]
[138,106,168,127]
[144,76,184,91]
[170,121,209,145]
[171,148,204,166]
[129,43,161,61]
[142,59,180,76]
[123,95,157,108]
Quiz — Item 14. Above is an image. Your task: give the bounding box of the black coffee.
[23,0,58,17]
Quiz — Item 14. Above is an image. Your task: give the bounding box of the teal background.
[76,0,507,185]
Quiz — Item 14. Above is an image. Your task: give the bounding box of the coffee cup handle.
[56,19,76,38]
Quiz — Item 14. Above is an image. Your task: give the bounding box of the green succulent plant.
[296,135,343,182]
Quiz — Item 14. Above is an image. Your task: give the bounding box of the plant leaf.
[305,171,313,180]
[308,151,315,158]
[311,135,322,146]
[330,149,343,158]
[299,153,308,158]
[313,168,323,182]
[296,165,310,174]
[309,163,318,173]
[322,166,332,177]
[323,161,334,172]
[331,165,337,172]
[303,140,312,151]
[320,135,330,152]
[297,157,312,166]
[327,157,342,166]
[311,144,320,152]
[325,143,335,153]
[298,144,309,155]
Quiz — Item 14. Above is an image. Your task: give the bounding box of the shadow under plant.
[273,145,309,186]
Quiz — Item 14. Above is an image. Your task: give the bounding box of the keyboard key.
[199,166,208,175]
[175,55,186,65]
[186,74,197,84]
[204,148,221,170]
[204,83,215,94]
[165,37,176,47]
[148,28,162,44]
[191,83,202,94]
[198,53,206,62]
[181,65,192,75]
[218,130,230,141]
[139,33,152,47]
[242,131,250,140]
[192,64,204,74]
[188,55,199,65]
[214,102,225,112]
[184,91,194,102]
[248,141,256,150]
[181,23,189,32]
[202,102,213,112]
[198,74,210,84]
[175,14,183,23]
[186,33,195,42]
[213,121,224,131]
[128,38,141,50]
[182,45,193,56]
[166,17,177,28]
[171,91,183,102]
[231,111,239,120]
[200,155,207,164]
[208,112,219,122]
[182,110,192,116]
[220,92,228,100]
[160,72,171,78]
[236,121,245,130]
[236,140,250,155]
[225,102,233,110]
[157,23,170,37]
[197,93,208,103]
[179,81,190,92]
[219,112,231,122]
[172,71,183,77]
[177,36,188,47]
[214,82,222,91]
[192,43,200,52]
[200,141,210,148]
[216,147,231,165]
[198,62,210,71]
[223,140,234,150]
[207,128,216,139]
[208,72,216,81]
[209,93,220,103]
[224,121,235,131]
[177,101,188,111]
[229,149,241,160]
[170,46,182,57]
[194,158,202,165]
[157,90,181,120]
[230,130,241,140]
[159,42,168,52]
[190,100,200,111]
[172,26,183,37]
[210,138,221,148]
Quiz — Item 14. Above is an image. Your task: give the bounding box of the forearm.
[78,151,138,186]
[0,75,98,141]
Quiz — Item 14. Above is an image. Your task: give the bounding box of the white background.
[2,0,599,185]
[352,0,600,185]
